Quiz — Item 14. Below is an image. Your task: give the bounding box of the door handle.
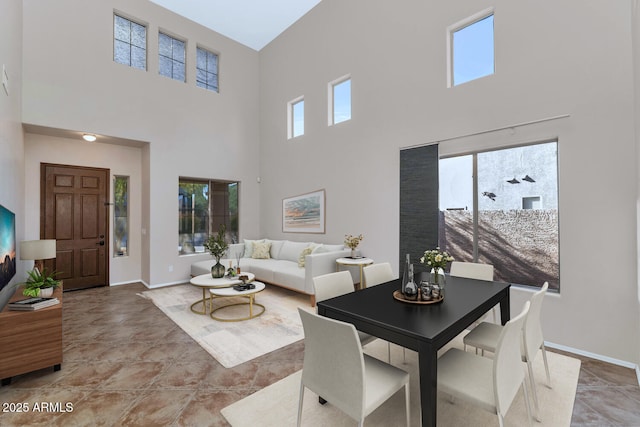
[97,240,105,246]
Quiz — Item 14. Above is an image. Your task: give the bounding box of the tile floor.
[0,282,638,426]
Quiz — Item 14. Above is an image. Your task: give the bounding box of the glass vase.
[211,258,225,278]
[430,267,446,299]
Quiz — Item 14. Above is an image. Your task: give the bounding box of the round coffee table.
[209,281,266,322]
[189,272,255,314]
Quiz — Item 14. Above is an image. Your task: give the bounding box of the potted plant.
[23,268,61,297]
[204,224,229,278]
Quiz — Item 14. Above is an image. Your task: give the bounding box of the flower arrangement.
[204,224,229,261]
[420,247,454,271]
[344,234,364,249]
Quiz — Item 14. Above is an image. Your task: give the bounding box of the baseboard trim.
[144,280,185,289]
[109,280,143,287]
[546,341,640,386]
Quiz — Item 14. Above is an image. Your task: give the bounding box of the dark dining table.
[316,275,511,427]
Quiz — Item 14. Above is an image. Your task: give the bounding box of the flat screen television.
[0,204,17,292]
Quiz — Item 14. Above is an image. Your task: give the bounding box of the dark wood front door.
[41,164,109,291]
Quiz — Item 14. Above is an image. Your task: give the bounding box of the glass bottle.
[401,253,410,293]
[404,263,418,300]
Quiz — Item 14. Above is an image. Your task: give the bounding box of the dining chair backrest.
[362,262,394,287]
[449,261,494,281]
[313,271,355,303]
[298,308,366,421]
[494,300,530,418]
[523,282,548,362]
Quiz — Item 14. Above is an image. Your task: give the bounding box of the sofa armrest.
[304,249,351,294]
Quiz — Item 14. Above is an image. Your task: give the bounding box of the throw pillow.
[252,241,272,259]
[298,246,314,268]
[243,239,264,258]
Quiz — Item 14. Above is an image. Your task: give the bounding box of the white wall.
[0,0,26,283]
[259,0,640,364]
[21,0,261,286]
[23,133,143,286]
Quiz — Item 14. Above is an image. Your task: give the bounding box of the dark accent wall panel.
[399,144,439,276]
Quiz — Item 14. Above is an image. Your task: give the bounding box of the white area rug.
[139,284,309,368]
[221,337,581,426]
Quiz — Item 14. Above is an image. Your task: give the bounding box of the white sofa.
[190,239,350,306]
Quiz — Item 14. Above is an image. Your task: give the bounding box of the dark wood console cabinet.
[0,285,63,385]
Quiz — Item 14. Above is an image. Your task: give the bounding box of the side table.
[0,284,63,385]
[209,281,266,322]
[336,257,374,290]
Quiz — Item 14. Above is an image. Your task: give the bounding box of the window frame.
[287,96,305,139]
[328,75,352,126]
[178,178,239,256]
[113,12,148,70]
[446,8,495,88]
[196,45,220,93]
[113,175,129,258]
[438,140,559,291]
[158,30,186,82]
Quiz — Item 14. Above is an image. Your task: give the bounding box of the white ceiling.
[149,0,322,51]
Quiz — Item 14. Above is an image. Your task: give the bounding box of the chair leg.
[498,413,505,427]
[387,342,391,363]
[404,383,410,427]
[526,359,541,422]
[297,383,305,427]
[522,375,534,427]
[403,348,406,364]
[541,344,552,388]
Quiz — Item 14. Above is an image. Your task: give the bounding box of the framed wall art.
[282,189,325,233]
[0,204,16,291]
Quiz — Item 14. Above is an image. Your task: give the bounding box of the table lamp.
[20,239,57,274]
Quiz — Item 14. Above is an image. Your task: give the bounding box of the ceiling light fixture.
[82,134,97,142]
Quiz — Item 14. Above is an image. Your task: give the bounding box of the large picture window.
[178,179,238,255]
[439,141,559,290]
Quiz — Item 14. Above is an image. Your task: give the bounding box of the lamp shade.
[20,240,57,260]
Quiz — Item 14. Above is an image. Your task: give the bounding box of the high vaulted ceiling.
[149,0,322,51]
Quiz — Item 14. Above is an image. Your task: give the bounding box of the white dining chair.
[463,282,550,421]
[297,308,410,427]
[449,261,497,322]
[362,262,405,363]
[313,271,376,347]
[438,301,533,427]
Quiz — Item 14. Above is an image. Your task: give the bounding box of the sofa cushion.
[243,258,276,283]
[243,239,264,258]
[252,241,271,259]
[266,239,285,259]
[273,262,306,290]
[279,241,311,263]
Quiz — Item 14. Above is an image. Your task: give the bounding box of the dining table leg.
[418,341,438,426]
[499,289,511,325]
